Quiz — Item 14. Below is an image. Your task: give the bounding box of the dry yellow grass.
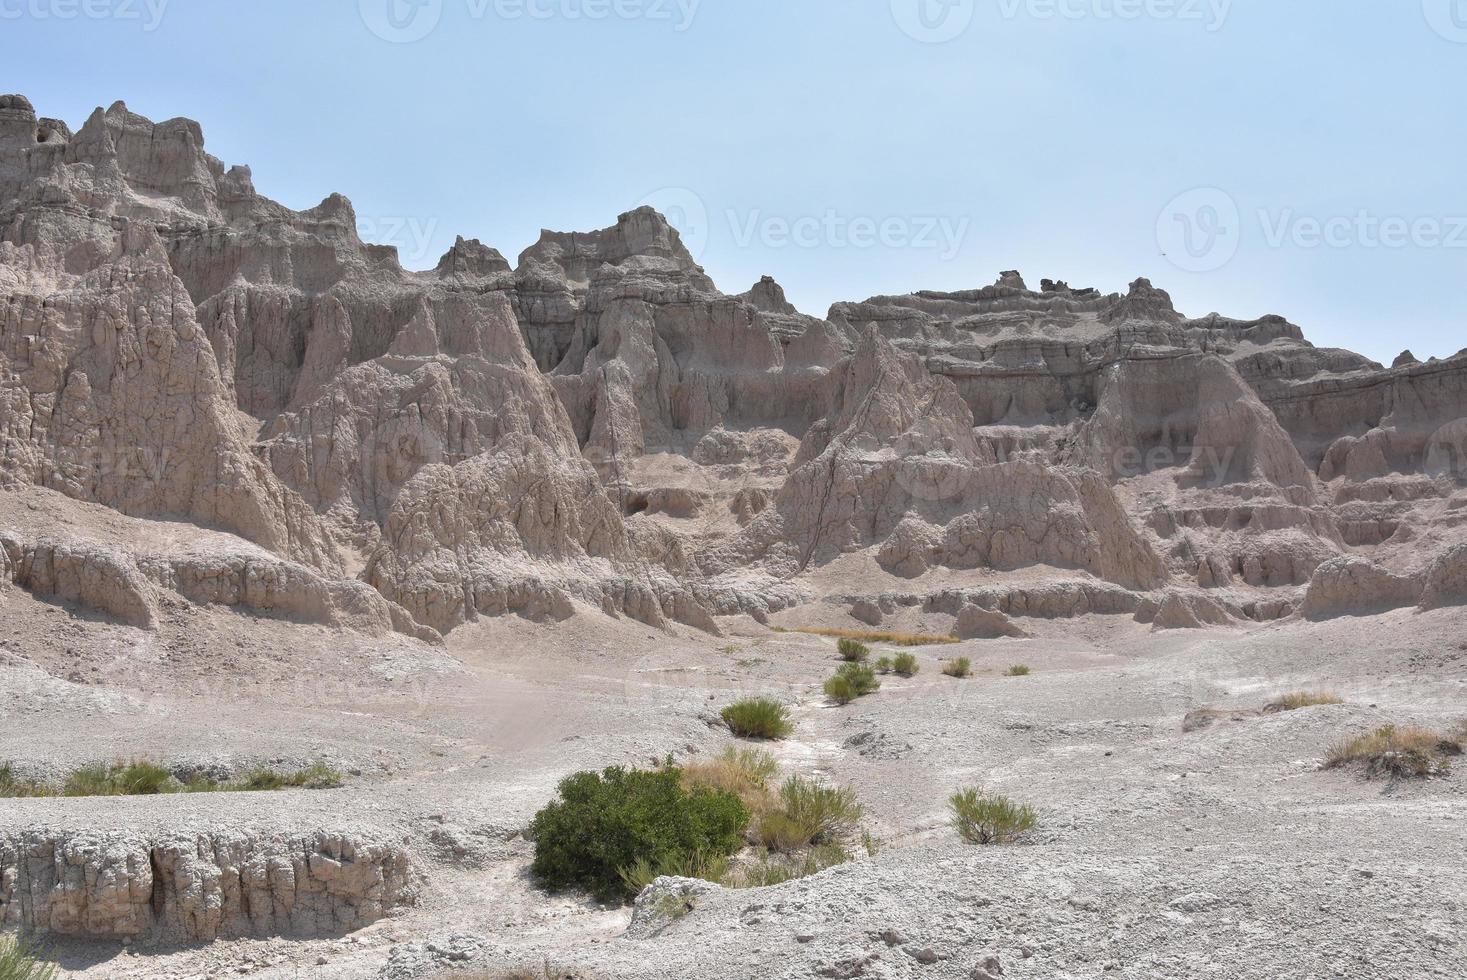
[1324,724,1461,779]
[681,747,777,815]
[1265,691,1344,713]
[773,626,959,647]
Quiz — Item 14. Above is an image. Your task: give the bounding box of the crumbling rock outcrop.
[4,93,1467,634]
[0,828,413,943]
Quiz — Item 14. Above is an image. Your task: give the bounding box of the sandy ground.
[1,582,1464,979]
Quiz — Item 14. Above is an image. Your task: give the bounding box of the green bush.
[891,653,919,677]
[721,698,794,740]
[824,662,880,704]
[874,655,894,674]
[528,766,749,901]
[772,776,864,848]
[1006,665,1031,677]
[942,657,973,679]
[63,761,173,797]
[0,933,58,980]
[837,638,870,662]
[949,788,1037,845]
[235,762,344,792]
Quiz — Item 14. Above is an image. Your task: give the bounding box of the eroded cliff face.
[2,92,1465,639]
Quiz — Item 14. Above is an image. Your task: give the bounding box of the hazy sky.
[4,0,1464,363]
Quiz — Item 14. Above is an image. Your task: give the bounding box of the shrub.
[759,776,864,851]
[1265,691,1343,713]
[891,652,919,677]
[824,662,879,704]
[617,852,731,896]
[528,766,749,901]
[721,699,794,740]
[950,788,1037,845]
[874,655,894,674]
[0,933,58,980]
[1324,724,1459,780]
[942,657,972,679]
[235,762,344,792]
[1006,665,1031,677]
[837,638,870,662]
[62,761,174,797]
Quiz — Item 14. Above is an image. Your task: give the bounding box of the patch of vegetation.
[726,842,851,888]
[1,759,344,799]
[720,698,794,740]
[1005,664,1031,677]
[617,852,731,896]
[0,933,57,980]
[1265,691,1343,713]
[824,662,880,705]
[950,788,1038,845]
[772,627,959,647]
[1324,724,1463,780]
[763,776,864,850]
[528,765,749,901]
[874,655,894,674]
[0,764,50,799]
[837,638,871,662]
[942,657,973,679]
[891,652,919,677]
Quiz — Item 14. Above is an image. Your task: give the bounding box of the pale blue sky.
[3,0,1464,363]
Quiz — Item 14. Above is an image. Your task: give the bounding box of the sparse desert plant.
[1265,691,1343,713]
[681,747,778,811]
[837,638,870,662]
[942,657,973,679]
[617,851,731,896]
[762,775,864,851]
[824,662,880,704]
[874,655,894,674]
[0,933,58,980]
[0,764,53,799]
[234,762,344,792]
[528,765,749,901]
[1324,724,1460,780]
[62,761,174,797]
[721,698,794,740]
[949,788,1038,845]
[1006,664,1031,677]
[728,842,852,888]
[891,652,919,677]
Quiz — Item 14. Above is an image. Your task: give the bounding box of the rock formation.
[3,93,1466,639]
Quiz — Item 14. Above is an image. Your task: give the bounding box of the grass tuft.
[891,652,919,677]
[1005,665,1031,677]
[720,699,794,740]
[0,933,58,980]
[824,662,880,705]
[874,655,893,674]
[755,776,863,853]
[836,638,870,662]
[949,788,1038,845]
[942,657,973,679]
[1265,691,1343,713]
[1324,724,1461,780]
